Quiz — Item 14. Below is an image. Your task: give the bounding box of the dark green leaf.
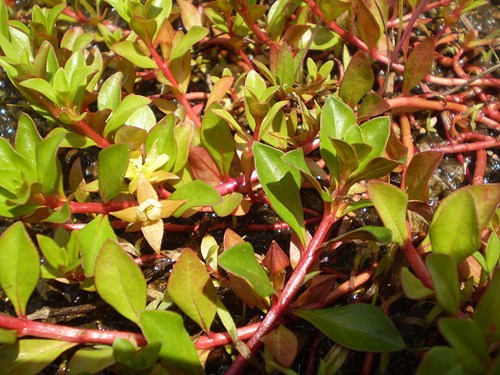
[416,346,465,375]
[169,180,221,217]
[0,339,77,374]
[167,248,217,332]
[347,157,400,184]
[473,270,500,337]
[339,51,374,108]
[405,151,443,202]
[428,188,481,262]
[439,318,489,373]
[70,346,115,375]
[0,222,40,317]
[368,181,408,246]
[294,304,405,352]
[219,242,275,298]
[78,215,117,277]
[95,240,146,325]
[113,338,160,370]
[401,267,433,299]
[403,37,435,95]
[98,143,130,202]
[426,253,459,315]
[140,310,204,375]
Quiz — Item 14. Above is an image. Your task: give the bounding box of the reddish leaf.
[403,37,435,95]
[223,229,245,250]
[357,0,381,52]
[188,145,224,185]
[405,151,443,202]
[339,51,374,108]
[261,325,298,368]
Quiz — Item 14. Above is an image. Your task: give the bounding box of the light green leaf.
[70,346,115,375]
[36,132,65,195]
[0,222,40,317]
[428,188,481,263]
[254,142,306,244]
[294,304,405,352]
[15,113,41,166]
[98,143,130,202]
[426,253,460,315]
[218,242,275,298]
[167,248,217,332]
[111,41,157,69]
[78,214,117,277]
[98,71,123,111]
[201,105,236,177]
[400,267,433,299]
[169,180,221,217]
[0,339,77,374]
[20,78,58,103]
[170,26,208,61]
[140,310,204,375]
[104,94,152,137]
[368,181,408,246]
[95,240,146,325]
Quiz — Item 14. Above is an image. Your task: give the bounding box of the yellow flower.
[110,174,185,252]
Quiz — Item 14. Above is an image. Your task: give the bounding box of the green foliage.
[294,304,406,352]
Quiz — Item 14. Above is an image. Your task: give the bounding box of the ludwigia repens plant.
[0,0,499,373]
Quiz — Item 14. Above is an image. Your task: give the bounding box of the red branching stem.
[386,0,452,27]
[148,47,202,127]
[392,0,431,59]
[227,203,338,374]
[150,92,210,101]
[0,313,260,351]
[235,6,278,53]
[361,352,375,375]
[387,97,500,129]
[403,222,433,289]
[431,140,499,154]
[472,149,487,185]
[0,314,148,346]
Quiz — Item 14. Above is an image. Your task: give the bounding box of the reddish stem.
[148,47,202,127]
[403,222,433,289]
[227,203,338,374]
[472,149,487,185]
[431,140,499,154]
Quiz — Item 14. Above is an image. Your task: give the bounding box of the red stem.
[227,203,338,374]
[472,149,487,185]
[148,47,202,127]
[403,222,433,289]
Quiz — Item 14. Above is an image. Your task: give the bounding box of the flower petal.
[141,219,164,253]
[137,173,158,203]
[110,206,140,222]
[160,199,188,218]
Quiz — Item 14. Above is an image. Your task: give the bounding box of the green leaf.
[400,267,433,299]
[167,248,217,332]
[212,192,244,217]
[294,304,405,352]
[275,44,295,87]
[172,120,194,173]
[104,94,152,137]
[146,115,177,171]
[15,113,41,166]
[428,188,481,263]
[130,16,157,46]
[327,226,392,245]
[473,270,500,337]
[98,71,123,111]
[98,143,130,202]
[169,180,221,217]
[346,157,400,184]
[484,233,499,275]
[36,132,65,195]
[416,346,465,375]
[358,116,390,165]
[426,253,460,315]
[170,26,208,61]
[259,100,289,139]
[37,234,68,271]
[254,142,306,244]
[0,339,77,374]
[218,242,275,298]
[20,78,58,103]
[113,338,160,370]
[467,184,500,230]
[368,181,408,246]
[78,215,117,277]
[70,346,116,375]
[201,105,236,178]
[0,222,40,317]
[403,37,435,95]
[111,40,157,69]
[439,318,489,373]
[339,51,374,108]
[405,151,443,202]
[320,96,357,141]
[95,240,146,325]
[140,310,204,375]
